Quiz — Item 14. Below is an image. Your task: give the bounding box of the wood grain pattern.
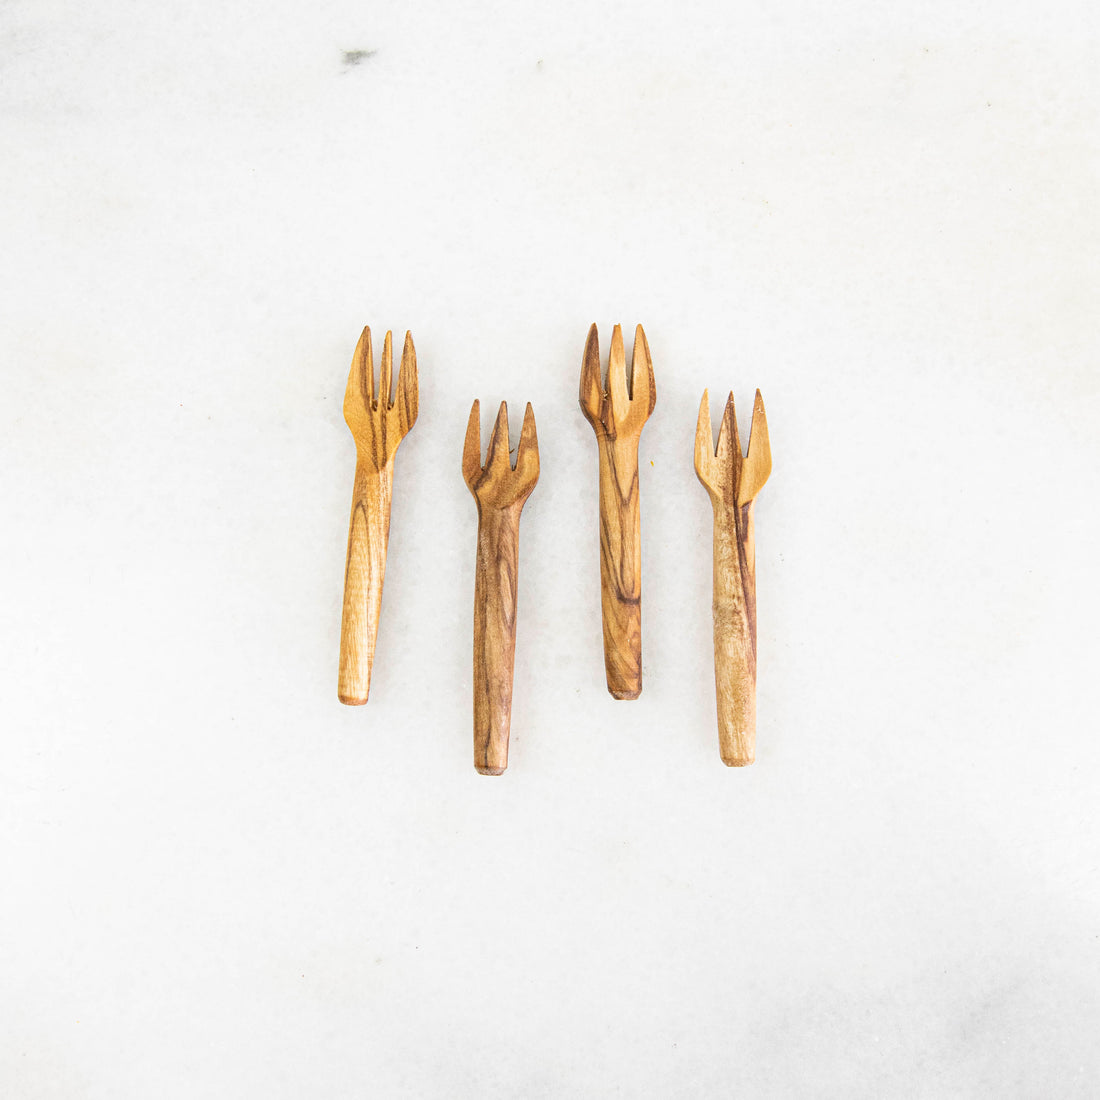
[463,400,539,775]
[694,389,771,765]
[338,327,418,705]
[579,323,656,699]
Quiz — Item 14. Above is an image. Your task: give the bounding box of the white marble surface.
[2,1,1099,1096]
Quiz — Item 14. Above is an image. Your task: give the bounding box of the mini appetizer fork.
[462,400,540,775]
[579,323,656,699]
[694,389,771,765]
[338,327,418,705]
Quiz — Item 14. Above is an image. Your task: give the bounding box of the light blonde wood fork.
[694,389,771,765]
[338,327,418,705]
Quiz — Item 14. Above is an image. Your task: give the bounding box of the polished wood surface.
[694,389,771,765]
[338,327,418,705]
[463,400,540,774]
[579,323,656,699]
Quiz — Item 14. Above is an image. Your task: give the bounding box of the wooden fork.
[694,389,771,765]
[579,323,656,699]
[338,327,418,705]
[463,400,539,775]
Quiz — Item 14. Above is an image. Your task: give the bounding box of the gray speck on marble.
[342,49,378,68]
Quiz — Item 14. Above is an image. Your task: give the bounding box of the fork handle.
[472,504,523,774]
[711,498,758,765]
[596,435,644,699]
[338,459,394,704]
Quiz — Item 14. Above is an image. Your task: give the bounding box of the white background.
[2,1,1099,1096]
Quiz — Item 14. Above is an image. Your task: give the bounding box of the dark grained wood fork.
[579,323,656,699]
[462,400,540,775]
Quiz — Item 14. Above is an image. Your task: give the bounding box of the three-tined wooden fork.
[463,400,540,774]
[338,327,418,705]
[694,389,771,765]
[579,323,656,700]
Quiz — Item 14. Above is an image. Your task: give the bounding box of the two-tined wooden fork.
[694,389,771,765]
[463,400,539,775]
[579,324,656,700]
[338,327,418,705]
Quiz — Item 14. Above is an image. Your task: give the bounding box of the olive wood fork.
[462,400,540,775]
[338,327,418,705]
[694,389,771,765]
[579,323,656,699]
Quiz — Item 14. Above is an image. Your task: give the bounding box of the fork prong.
[513,402,540,488]
[486,400,511,473]
[462,399,483,488]
[393,330,419,437]
[694,389,714,484]
[607,323,629,421]
[378,330,394,409]
[630,324,656,417]
[715,391,740,466]
[738,389,771,505]
[346,326,374,413]
[579,323,603,424]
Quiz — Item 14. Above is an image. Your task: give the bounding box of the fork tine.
[715,391,740,466]
[694,389,714,483]
[393,330,419,436]
[513,402,540,487]
[378,330,393,409]
[749,389,769,457]
[738,389,772,505]
[630,324,655,416]
[607,323,629,421]
[579,323,603,423]
[347,325,374,409]
[486,400,511,473]
[462,399,483,487]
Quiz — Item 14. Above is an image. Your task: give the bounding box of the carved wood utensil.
[338,327,418,705]
[463,400,539,775]
[579,323,656,699]
[694,389,771,765]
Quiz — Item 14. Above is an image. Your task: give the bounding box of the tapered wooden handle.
[472,505,522,775]
[338,460,394,705]
[597,435,643,699]
[711,500,757,765]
